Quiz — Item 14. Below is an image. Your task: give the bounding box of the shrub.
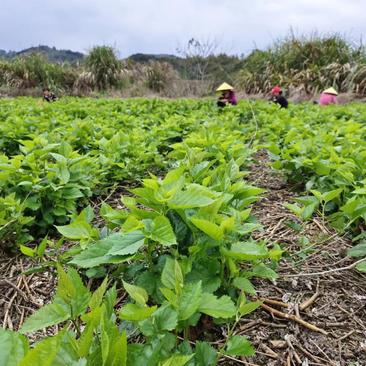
[85,46,120,90]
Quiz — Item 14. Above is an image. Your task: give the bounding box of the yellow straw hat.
[323,87,338,95]
[216,82,234,92]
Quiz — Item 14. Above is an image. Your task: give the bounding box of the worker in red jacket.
[270,86,288,109]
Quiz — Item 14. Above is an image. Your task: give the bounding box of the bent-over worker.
[43,88,57,102]
[270,86,288,109]
[319,87,338,106]
[216,82,237,107]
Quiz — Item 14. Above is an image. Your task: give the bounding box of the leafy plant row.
[260,103,366,270]
[0,98,244,246]
[1,107,282,365]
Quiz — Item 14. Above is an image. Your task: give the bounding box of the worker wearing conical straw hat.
[216,82,237,107]
[319,87,338,106]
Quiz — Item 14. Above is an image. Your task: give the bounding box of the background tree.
[177,37,219,81]
[85,46,120,90]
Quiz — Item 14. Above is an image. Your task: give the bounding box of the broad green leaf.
[69,241,121,268]
[123,281,148,306]
[168,184,216,209]
[56,221,93,240]
[239,301,262,316]
[161,354,194,366]
[238,185,265,198]
[104,285,118,318]
[147,215,177,246]
[119,303,157,321]
[89,277,109,311]
[0,329,29,366]
[161,258,183,294]
[50,152,67,164]
[194,341,217,366]
[122,216,144,232]
[178,281,202,320]
[100,203,129,227]
[347,242,366,257]
[140,304,179,337]
[226,242,268,261]
[269,245,283,261]
[185,258,221,293]
[139,304,179,338]
[56,266,90,316]
[313,161,330,176]
[199,293,236,318]
[353,188,366,195]
[310,189,323,201]
[252,264,278,280]
[53,331,83,366]
[70,231,143,268]
[78,307,103,358]
[301,202,319,220]
[120,331,128,366]
[160,287,178,307]
[18,332,63,366]
[153,304,179,332]
[163,166,186,185]
[37,235,48,257]
[127,333,176,366]
[190,217,223,241]
[322,188,343,203]
[19,244,35,257]
[356,261,366,272]
[22,266,90,333]
[107,231,145,256]
[225,335,254,356]
[233,277,256,295]
[21,298,70,333]
[58,164,70,184]
[236,223,262,235]
[284,203,302,217]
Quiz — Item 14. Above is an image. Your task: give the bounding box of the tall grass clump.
[237,32,366,95]
[0,53,77,92]
[85,46,121,90]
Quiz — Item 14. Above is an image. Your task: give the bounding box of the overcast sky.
[1,0,365,57]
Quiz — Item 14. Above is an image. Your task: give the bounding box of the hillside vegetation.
[1,34,366,97]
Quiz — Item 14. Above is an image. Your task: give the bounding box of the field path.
[238,150,366,366]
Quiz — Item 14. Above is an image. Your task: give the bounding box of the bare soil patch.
[238,151,366,366]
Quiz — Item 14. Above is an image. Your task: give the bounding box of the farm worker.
[319,87,338,106]
[270,86,288,109]
[42,87,57,102]
[216,82,237,107]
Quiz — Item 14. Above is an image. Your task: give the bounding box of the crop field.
[0,97,365,365]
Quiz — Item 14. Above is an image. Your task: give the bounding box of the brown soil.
[235,151,366,366]
[0,255,57,343]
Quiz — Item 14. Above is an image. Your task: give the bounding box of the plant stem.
[322,202,326,227]
[147,241,153,269]
[71,318,82,338]
[183,326,189,341]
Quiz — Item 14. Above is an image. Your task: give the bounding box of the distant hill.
[128,53,181,62]
[127,53,187,75]
[0,45,84,63]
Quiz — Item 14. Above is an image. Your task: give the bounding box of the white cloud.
[0,0,365,56]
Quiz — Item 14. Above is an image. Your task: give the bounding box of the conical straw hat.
[323,87,338,95]
[216,82,234,92]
